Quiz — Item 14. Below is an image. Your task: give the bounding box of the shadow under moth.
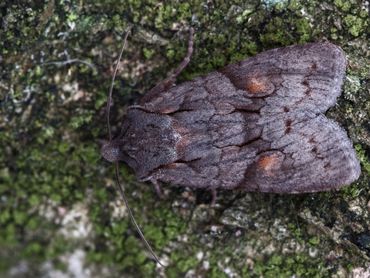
[100,29,361,264]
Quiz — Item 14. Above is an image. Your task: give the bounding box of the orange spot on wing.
[245,77,267,94]
[257,153,282,175]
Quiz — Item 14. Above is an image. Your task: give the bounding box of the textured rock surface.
[0,0,369,277]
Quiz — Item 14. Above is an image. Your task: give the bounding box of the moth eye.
[101,144,121,163]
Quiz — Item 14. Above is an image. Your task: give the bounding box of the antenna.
[106,27,163,266]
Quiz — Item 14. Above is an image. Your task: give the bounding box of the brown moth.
[101,28,361,264]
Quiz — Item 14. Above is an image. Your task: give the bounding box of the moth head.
[99,139,122,163]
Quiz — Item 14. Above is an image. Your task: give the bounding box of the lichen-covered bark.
[0,0,369,277]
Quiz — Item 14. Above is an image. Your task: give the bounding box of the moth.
[100,28,361,264]
[102,30,360,194]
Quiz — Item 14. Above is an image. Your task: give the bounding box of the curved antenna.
[106,28,163,266]
[106,28,130,141]
[114,162,164,266]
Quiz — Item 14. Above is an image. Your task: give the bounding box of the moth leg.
[163,27,194,86]
[210,189,217,206]
[140,28,194,103]
[151,179,164,199]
